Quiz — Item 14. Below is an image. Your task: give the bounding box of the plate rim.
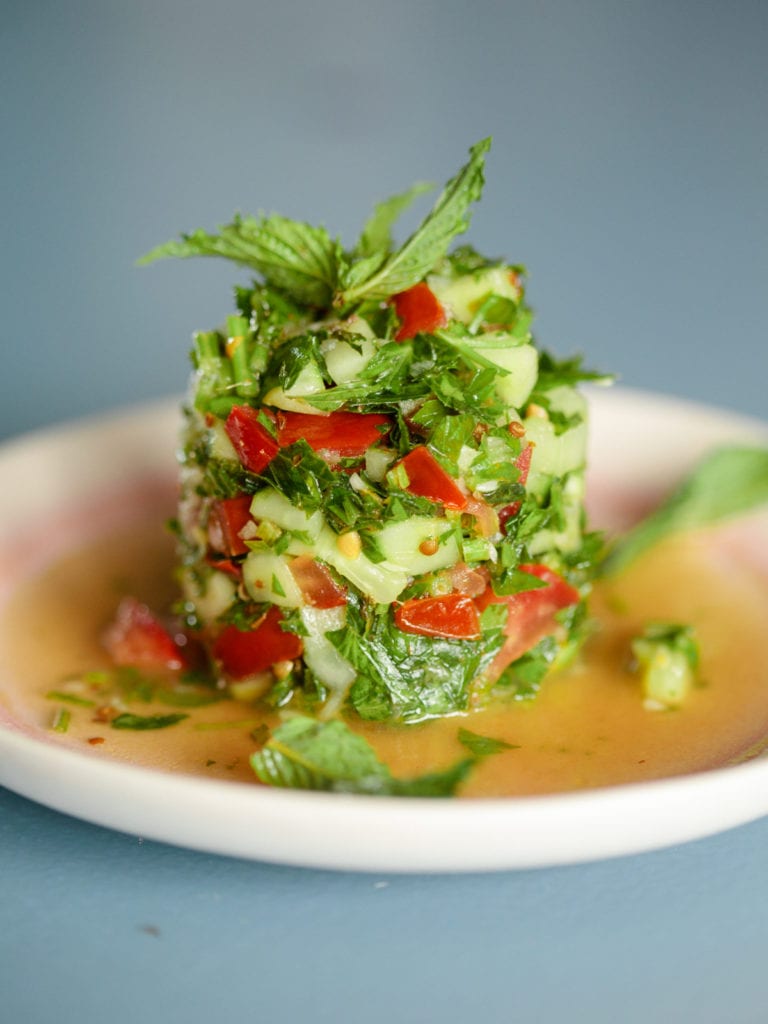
[2,387,768,872]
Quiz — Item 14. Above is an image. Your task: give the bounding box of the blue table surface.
[2,1,767,1021]
[4,786,768,1024]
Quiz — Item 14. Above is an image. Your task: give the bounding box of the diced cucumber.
[524,388,588,492]
[526,472,585,556]
[450,333,537,409]
[365,446,395,482]
[263,359,328,412]
[300,606,356,715]
[376,518,460,575]
[181,568,237,622]
[314,527,409,605]
[243,552,303,607]
[249,488,324,538]
[484,343,538,408]
[429,266,521,324]
[321,318,377,384]
[209,420,238,460]
[322,337,376,384]
[640,649,693,708]
[632,624,699,709]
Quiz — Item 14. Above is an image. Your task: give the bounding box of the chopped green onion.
[45,690,96,708]
[51,708,71,733]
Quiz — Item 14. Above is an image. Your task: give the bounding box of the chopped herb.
[111,713,189,731]
[51,708,71,733]
[46,690,96,708]
[457,728,519,756]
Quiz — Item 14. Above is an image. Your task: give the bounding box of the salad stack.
[142,139,604,724]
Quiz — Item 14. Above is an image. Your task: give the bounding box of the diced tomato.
[498,442,534,529]
[207,495,252,557]
[394,593,481,640]
[514,442,533,485]
[103,597,188,671]
[392,283,447,341]
[204,555,243,580]
[288,556,347,608]
[476,564,580,679]
[212,606,303,679]
[396,446,467,511]
[225,405,280,473]
[276,410,390,457]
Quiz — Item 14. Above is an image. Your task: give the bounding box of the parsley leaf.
[533,352,612,392]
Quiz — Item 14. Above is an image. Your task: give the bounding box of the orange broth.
[2,521,768,795]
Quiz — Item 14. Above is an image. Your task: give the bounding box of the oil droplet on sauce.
[1,522,768,797]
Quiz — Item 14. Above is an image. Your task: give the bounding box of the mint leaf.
[331,595,505,723]
[387,758,475,797]
[138,214,340,308]
[338,138,492,304]
[605,445,768,575]
[355,180,435,258]
[251,716,472,796]
[457,727,519,756]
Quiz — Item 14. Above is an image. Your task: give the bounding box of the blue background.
[1,2,767,1021]
[1,0,766,441]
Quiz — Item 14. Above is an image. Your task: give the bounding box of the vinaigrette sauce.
[2,521,768,797]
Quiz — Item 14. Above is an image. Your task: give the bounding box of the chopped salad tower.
[143,140,604,724]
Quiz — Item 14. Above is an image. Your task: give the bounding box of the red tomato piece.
[212,606,303,679]
[392,283,447,341]
[394,593,481,640]
[515,442,533,485]
[498,442,534,529]
[288,556,347,609]
[103,597,188,671]
[476,564,580,678]
[204,555,243,580]
[207,495,252,557]
[276,411,390,457]
[396,446,467,511]
[225,405,279,473]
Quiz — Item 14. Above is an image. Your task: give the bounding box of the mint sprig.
[251,716,473,796]
[139,139,491,311]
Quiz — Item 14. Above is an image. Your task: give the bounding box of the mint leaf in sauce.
[251,716,473,796]
[457,728,519,757]
[605,445,768,575]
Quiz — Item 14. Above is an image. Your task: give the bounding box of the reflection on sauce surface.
[2,520,768,797]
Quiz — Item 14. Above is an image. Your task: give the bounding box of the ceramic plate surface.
[1,389,768,873]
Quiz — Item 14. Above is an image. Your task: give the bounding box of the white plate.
[1,389,768,873]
